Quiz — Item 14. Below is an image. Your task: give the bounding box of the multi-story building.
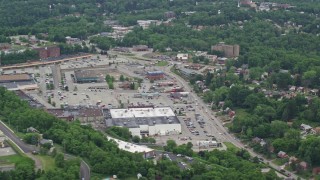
[146,71,165,80]
[34,46,60,59]
[211,42,240,58]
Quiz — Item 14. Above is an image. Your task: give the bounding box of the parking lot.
[1,52,227,151]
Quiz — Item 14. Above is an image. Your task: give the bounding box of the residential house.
[310,89,319,96]
[189,64,203,70]
[240,0,253,6]
[260,139,267,147]
[137,20,160,29]
[299,161,308,171]
[165,47,172,52]
[278,151,288,158]
[40,139,53,146]
[289,156,298,164]
[66,36,81,45]
[228,111,236,119]
[259,2,271,11]
[217,57,228,65]
[26,127,39,133]
[164,11,176,18]
[314,127,320,135]
[289,86,296,92]
[300,123,312,132]
[218,101,225,108]
[251,137,266,146]
[252,137,262,143]
[313,167,320,175]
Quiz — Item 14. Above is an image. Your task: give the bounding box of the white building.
[137,20,161,29]
[176,53,189,61]
[197,141,218,148]
[107,136,155,158]
[105,107,181,137]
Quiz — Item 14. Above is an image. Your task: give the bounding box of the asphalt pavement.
[80,160,90,180]
[0,121,35,153]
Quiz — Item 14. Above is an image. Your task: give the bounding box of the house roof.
[40,139,53,145]
[278,151,286,155]
[300,161,307,166]
[301,123,312,130]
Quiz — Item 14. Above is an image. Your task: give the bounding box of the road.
[0,121,43,170]
[0,121,91,179]
[0,121,35,153]
[161,65,302,180]
[80,161,90,180]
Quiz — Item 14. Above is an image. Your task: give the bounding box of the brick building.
[146,71,165,80]
[34,46,60,59]
[132,45,149,51]
[211,42,240,58]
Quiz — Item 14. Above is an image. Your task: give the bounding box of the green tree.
[164,140,177,152]
[55,153,65,168]
[132,136,140,143]
[120,75,125,82]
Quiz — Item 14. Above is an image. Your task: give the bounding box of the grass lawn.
[224,142,240,152]
[147,145,164,151]
[156,61,169,66]
[272,158,288,166]
[37,155,56,171]
[0,154,31,165]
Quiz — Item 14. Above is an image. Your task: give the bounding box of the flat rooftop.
[74,70,99,79]
[0,74,31,82]
[47,108,103,118]
[0,81,36,90]
[110,107,175,118]
[106,116,180,128]
[107,136,154,153]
